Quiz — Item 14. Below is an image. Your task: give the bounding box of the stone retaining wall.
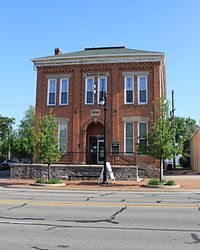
[10,164,159,180]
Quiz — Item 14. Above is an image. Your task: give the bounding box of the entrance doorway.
[86,122,104,164]
[89,136,104,164]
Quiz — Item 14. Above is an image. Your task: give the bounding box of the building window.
[124,76,134,104]
[138,122,148,155]
[85,77,95,104]
[59,78,69,105]
[58,122,68,153]
[98,76,107,104]
[138,75,148,104]
[124,122,134,155]
[47,79,56,105]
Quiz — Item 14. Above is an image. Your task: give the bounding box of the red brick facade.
[33,47,166,166]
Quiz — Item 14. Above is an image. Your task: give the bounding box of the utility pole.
[171,90,176,169]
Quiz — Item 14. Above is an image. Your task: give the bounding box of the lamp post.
[99,90,108,184]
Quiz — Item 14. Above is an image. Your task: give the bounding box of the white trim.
[33,53,165,62]
[58,121,68,152]
[97,138,104,164]
[122,116,150,122]
[124,76,134,104]
[123,71,149,76]
[138,121,148,143]
[138,121,148,155]
[46,74,71,79]
[97,76,107,104]
[59,78,69,105]
[33,56,164,67]
[47,79,56,106]
[138,75,148,104]
[85,77,95,105]
[124,122,134,155]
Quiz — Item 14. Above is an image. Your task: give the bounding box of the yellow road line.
[0,199,197,208]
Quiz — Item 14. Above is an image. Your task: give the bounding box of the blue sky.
[0,0,200,126]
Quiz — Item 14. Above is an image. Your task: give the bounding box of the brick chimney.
[54,48,62,55]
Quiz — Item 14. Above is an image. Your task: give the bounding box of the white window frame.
[58,122,68,153]
[124,122,134,155]
[98,76,107,104]
[59,78,69,105]
[138,75,148,104]
[124,76,134,104]
[47,79,56,106]
[85,77,95,105]
[138,122,148,155]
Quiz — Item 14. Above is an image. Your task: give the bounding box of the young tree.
[148,98,175,182]
[35,113,60,179]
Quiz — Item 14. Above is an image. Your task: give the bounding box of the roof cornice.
[33,54,165,67]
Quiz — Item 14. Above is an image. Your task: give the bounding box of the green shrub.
[36,178,62,184]
[148,179,162,185]
[165,180,176,186]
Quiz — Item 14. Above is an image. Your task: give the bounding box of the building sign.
[111,141,120,155]
[91,110,100,116]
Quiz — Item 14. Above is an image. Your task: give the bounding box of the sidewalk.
[0,174,200,191]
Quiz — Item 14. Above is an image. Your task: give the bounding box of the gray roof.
[33,46,163,61]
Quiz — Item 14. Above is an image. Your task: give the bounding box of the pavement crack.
[32,246,50,250]
[185,233,200,244]
[100,192,113,197]
[0,216,45,221]
[109,206,127,221]
[56,206,127,226]
[86,196,95,201]
[7,203,28,210]
[57,245,70,248]
[195,204,200,211]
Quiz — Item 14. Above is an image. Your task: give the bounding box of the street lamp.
[99,89,108,185]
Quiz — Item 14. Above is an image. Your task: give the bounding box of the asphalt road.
[0,188,200,249]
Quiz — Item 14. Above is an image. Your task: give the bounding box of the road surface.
[0,187,200,249]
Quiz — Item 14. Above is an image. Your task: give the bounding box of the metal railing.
[59,151,155,167]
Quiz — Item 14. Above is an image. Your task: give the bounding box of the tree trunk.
[173,157,176,170]
[47,164,51,180]
[160,157,164,183]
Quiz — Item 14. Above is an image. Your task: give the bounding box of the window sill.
[138,103,148,105]
[124,153,135,156]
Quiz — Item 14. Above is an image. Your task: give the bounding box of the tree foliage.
[148,98,175,181]
[174,116,197,167]
[0,115,15,161]
[148,98,175,160]
[35,113,60,179]
[12,106,35,161]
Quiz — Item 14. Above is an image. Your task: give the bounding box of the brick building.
[190,128,200,171]
[33,46,166,167]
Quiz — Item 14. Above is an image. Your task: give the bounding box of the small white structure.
[99,162,115,182]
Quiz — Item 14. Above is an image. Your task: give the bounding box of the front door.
[88,136,104,164]
[89,136,98,164]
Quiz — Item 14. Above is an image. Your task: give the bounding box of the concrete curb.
[31,182,66,187]
[145,184,181,189]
